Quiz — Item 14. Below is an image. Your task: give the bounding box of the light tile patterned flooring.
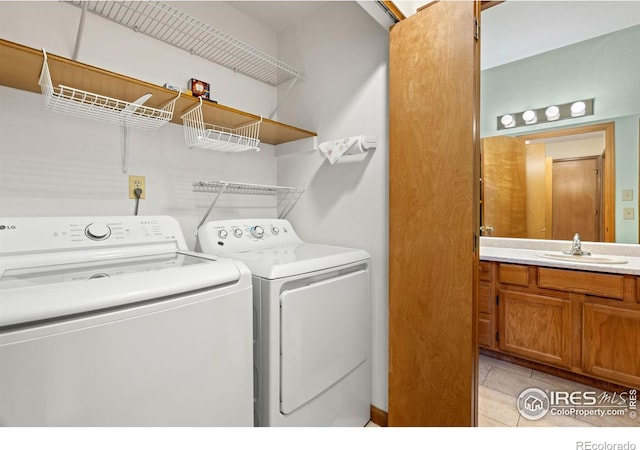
[479,354,639,427]
[366,355,638,427]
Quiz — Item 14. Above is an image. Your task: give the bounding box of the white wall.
[0,1,280,249]
[543,136,605,160]
[275,2,390,411]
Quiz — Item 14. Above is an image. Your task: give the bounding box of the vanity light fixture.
[522,109,537,125]
[496,98,594,130]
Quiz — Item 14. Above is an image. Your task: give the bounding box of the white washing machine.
[0,215,253,426]
[197,218,371,427]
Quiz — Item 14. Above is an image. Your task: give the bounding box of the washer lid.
[226,243,370,279]
[0,251,246,327]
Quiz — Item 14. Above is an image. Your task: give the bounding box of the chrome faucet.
[563,233,591,256]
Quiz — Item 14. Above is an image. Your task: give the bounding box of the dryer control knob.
[233,228,243,238]
[271,226,280,235]
[85,223,111,241]
[218,229,228,239]
[250,226,264,239]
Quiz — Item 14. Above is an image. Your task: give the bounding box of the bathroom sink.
[539,252,628,264]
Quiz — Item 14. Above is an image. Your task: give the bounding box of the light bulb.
[500,114,515,128]
[545,106,560,121]
[571,101,586,117]
[522,110,537,124]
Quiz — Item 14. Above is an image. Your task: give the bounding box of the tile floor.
[366,355,638,427]
[478,354,639,427]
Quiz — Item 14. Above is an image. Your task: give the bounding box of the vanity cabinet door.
[582,302,640,389]
[498,289,573,368]
[478,262,496,349]
[478,281,495,349]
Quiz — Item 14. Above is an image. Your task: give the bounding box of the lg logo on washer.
[0,225,16,230]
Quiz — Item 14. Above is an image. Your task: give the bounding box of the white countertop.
[480,237,640,276]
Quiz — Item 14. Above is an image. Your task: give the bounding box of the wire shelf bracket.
[193,181,305,232]
[65,1,305,87]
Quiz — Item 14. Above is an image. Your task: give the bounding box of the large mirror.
[480,1,640,244]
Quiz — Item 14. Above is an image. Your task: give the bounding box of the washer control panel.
[197,219,302,254]
[0,216,188,254]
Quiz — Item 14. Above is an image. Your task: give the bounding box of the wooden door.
[545,156,554,240]
[498,290,573,369]
[481,136,527,237]
[583,302,640,389]
[389,1,479,426]
[525,142,548,239]
[552,156,602,241]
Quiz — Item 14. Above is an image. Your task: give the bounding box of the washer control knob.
[217,229,228,239]
[85,223,111,241]
[250,226,264,239]
[233,228,243,238]
[271,226,280,235]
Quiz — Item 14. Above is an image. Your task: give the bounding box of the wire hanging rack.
[181,99,262,152]
[193,181,306,231]
[39,49,179,129]
[65,0,305,87]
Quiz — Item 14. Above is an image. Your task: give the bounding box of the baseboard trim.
[370,405,388,427]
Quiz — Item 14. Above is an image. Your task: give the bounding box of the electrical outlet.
[128,175,146,199]
[622,189,634,201]
[623,207,634,220]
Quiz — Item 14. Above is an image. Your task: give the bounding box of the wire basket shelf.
[39,50,178,129]
[66,0,305,87]
[193,181,305,227]
[181,99,262,152]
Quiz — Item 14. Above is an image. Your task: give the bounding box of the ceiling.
[224,1,640,69]
[224,1,326,32]
[481,1,640,70]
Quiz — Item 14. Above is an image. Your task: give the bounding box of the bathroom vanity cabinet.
[479,261,640,389]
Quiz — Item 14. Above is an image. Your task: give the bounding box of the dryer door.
[279,269,368,415]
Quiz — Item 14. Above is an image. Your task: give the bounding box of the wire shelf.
[193,181,305,227]
[65,1,305,87]
[39,49,178,129]
[181,99,261,152]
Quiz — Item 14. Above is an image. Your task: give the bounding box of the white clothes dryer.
[0,216,253,426]
[197,218,371,427]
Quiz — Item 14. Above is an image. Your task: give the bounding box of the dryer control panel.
[197,219,303,255]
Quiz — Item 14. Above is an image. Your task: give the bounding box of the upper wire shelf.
[193,181,305,228]
[39,49,179,129]
[65,1,305,87]
[181,99,262,152]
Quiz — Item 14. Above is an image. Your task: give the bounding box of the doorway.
[552,156,603,241]
[517,122,615,242]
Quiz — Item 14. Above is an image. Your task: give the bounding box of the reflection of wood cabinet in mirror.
[482,122,615,242]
